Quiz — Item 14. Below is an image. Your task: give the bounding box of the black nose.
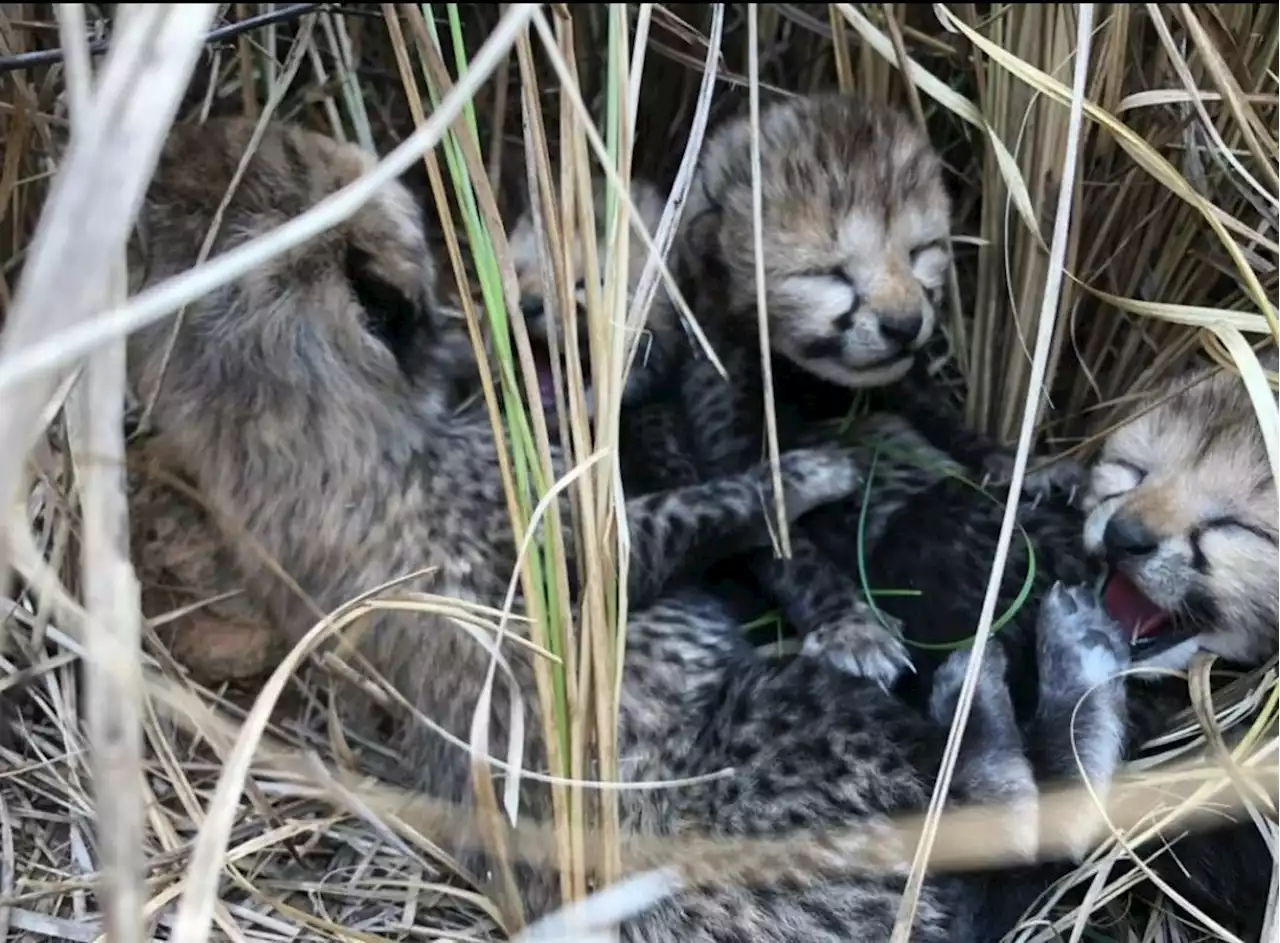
[520,296,545,321]
[1102,514,1159,561]
[880,313,924,348]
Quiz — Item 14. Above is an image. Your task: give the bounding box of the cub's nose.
[879,312,925,349]
[1102,514,1159,562]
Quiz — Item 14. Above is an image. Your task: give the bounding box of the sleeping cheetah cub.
[649,91,960,686]
[679,94,948,389]
[1075,354,1278,940]
[1081,354,1278,671]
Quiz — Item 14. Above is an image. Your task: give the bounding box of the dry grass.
[0,4,1276,943]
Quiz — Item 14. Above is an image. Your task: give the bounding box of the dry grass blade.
[745,5,791,558]
[528,6,726,381]
[933,5,1278,335]
[129,675,1280,897]
[892,6,1097,939]
[66,277,148,943]
[165,587,391,943]
[625,5,723,340]
[1,8,216,943]
[0,3,541,398]
[0,5,1274,942]
[0,1,218,592]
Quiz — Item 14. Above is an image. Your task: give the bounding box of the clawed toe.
[802,616,913,687]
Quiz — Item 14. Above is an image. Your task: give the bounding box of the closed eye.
[1199,516,1279,546]
[798,267,854,285]
[1107,458,1148,482]
[1092,457,1147,502]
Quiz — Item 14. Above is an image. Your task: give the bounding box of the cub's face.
[685,93,952,389]
[504,178,678,426]
[1082,366,1279,670]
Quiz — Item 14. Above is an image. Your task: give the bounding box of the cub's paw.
[1035,582,1130,862]
[801,606,912,687]
[771,447,864,518]
[982,453,1087,507]
[930,640,1037,859]
[1037,582,1130,699]
[930,640,1011,724]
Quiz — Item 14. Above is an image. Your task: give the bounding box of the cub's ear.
[672,185,725,293]
[345,245,428,369]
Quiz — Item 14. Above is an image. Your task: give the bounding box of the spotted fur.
[1080,359,1279,670]
[1073,357,1278,940]
[755,354,1277,940]
[501,167,899,683]
[123,112,867,821]
[679,91,951,390]
[644,91,968,688]
[124,117,1128,942]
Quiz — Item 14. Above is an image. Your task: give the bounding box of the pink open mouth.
[1103,570,1170,642]
[524,334,594,422]
[1101,569,1199,659]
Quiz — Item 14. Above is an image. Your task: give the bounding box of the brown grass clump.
[0,5,1275,943]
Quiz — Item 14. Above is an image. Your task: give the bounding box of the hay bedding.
[2,515,503,942]
[0,4,1276,943]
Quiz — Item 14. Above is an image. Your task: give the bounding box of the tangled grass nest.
[0,4,1276,943]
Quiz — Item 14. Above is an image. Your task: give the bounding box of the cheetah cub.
[505,175,684,431]
[799,354,1278,940]
[1077,354,1278,939]
[659,91,957,686]
[503,174,887,675]
[1081,354,1278,672]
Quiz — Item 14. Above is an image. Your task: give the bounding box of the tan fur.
[133,171,676,684]
[125,118,524,757]
[680,92,952,388]
[130,463,284,683]
[127,120,480,685]
[121,118,887,938]
[507,176,669,307]
[502,176,682,426]
[1081,361,1279,667]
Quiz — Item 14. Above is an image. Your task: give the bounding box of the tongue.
[1104,572,1170,639]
